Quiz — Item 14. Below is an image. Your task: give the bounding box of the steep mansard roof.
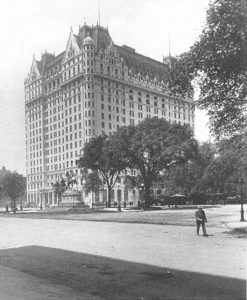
[33,25,170,82]
[35,52,64,74]
[115,45,169,81]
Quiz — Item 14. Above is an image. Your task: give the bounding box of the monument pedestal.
[59,189,83,207]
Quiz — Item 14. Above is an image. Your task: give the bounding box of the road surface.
[0,217,246,299]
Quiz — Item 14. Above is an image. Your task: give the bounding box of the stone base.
[59,200,83,207]
[59,189,84,207]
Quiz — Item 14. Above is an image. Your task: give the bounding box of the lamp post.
[82,179,86,205]
[40,193,43,210]
[239,178,245,222]
[139,183,144,209]
[117,183,121,204]
[117,183,122,212]
[91,190,94,210]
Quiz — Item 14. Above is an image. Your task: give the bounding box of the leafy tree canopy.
[197,134,247,194]
[1,170,26,211]
[168,53,195,99]
[164,142,214,195]
[81,169,103,194]
[116,117,198,207]
[171,0,247,137]
[76,134,128,207]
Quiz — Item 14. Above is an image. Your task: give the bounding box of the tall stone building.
[24,23,194,206]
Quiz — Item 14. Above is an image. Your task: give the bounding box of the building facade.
[24,24,194,206]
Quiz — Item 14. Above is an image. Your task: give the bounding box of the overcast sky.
[0,0,210,175]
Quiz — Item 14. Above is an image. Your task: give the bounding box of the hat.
[198,205,203,209]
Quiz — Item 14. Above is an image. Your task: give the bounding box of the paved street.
[0,215,246,299]
[0,217,246,279]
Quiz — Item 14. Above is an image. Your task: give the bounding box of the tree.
[76,134,128,207]
[198,134,247,194]
[168,52,194,99]
[52,180,66,205]
[172,0,247,137]
[0,167,8,205]
[201,156,238,193]
[116,117,198,208]
[1,171,26,212]
[81,169,103,205]
[153,142,214,196]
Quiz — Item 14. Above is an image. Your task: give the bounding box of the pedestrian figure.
[6,204,9,213]
[195,205,208,236]
[117,204,122,212]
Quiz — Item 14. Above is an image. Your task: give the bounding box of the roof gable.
[64,28,80,61]
[29,56,41,81]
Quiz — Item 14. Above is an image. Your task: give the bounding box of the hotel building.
[24,23,194,206]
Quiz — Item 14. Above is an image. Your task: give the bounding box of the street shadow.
[0,246,245,300]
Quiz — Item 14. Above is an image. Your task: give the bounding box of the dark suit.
[195,209,207,235]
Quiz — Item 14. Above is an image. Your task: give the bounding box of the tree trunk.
[107,186,112,208]
[13,197,16,213]
[144,185,151,209]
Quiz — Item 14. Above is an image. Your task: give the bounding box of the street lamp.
[239,178,245,222]
[91,189,94,210]
[82,179,86,205]
[117,183,121,203]
[139,183,144,209]
[117,183,122,212]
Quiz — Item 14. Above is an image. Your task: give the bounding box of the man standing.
[195,205,208,236]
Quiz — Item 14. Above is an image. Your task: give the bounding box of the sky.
[0,0,210,175]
